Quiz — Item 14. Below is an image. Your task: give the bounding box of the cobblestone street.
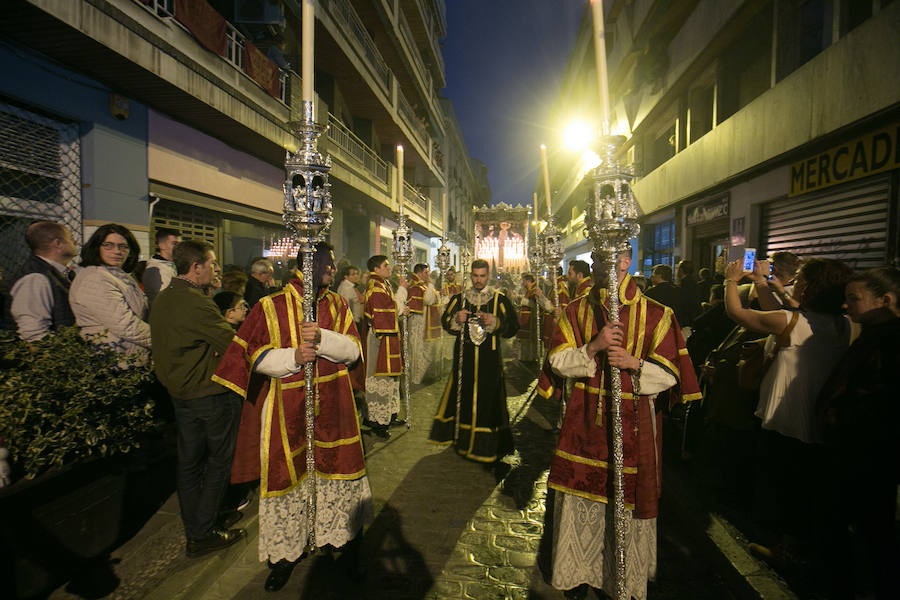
[53,356,745,600]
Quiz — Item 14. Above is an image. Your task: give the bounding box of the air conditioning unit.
[234,0,284,25]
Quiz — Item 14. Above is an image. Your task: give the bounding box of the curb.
[663,469,798,600]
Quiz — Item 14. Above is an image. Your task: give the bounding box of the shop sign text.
[790,124,900,196]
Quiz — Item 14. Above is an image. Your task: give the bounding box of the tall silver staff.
[541,216,566,422]
[454,244,472,443]
[392,184,413,429]
[435,193,453,378]
[585,135,640,600]
[283,97,333,552]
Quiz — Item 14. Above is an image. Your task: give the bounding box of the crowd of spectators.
[647,251,900,599]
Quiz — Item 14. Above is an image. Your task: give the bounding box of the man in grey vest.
[10,221,78,340]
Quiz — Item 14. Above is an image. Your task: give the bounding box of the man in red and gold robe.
[363,254,406,436]
[406,263,438,384]
[213,242,370,591]
[517,273,556,365]
[537,252,701,600]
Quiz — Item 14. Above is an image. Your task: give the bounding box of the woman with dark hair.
[69,223,151,362]
[816,267,900,599]
[724,257,853,566]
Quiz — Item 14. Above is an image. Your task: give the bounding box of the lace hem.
[551,492,657,599]
[364,375,399,425]
[258,476,373,563]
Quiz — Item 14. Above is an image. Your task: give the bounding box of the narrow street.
[51,357,750,600]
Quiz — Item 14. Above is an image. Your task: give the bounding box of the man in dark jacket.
[10,221,78,340]
[150,240,245,558]
[244,258,275,307]
[643,264,688,325]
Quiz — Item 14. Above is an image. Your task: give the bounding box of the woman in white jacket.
[70,223,151,363]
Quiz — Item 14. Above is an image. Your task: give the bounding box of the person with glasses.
[213,291,250,328]
[69,223,151,363]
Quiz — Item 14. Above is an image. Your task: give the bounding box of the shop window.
[641,219,676,277]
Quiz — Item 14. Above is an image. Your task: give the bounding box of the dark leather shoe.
[264,559,298,592]
[563,584,588,600]
[217,510,243,529]
[186,528,245,558]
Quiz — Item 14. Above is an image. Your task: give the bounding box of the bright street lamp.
[563,120,594,151]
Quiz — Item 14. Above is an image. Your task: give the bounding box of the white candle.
[591,0,611,135]
[442,192,447,230]
[396,145,404,215]
[540,144,552,215]
[302,0,315,104]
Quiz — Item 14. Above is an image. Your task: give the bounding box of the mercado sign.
[789,123,900,196]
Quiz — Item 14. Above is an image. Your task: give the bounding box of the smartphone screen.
[742,248,756,272]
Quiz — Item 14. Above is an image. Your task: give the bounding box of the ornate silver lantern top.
[585,135,640,260]
[541,216,565,269]
[392,214,413,275]
[283,103,333,243]
[435,238,452,274]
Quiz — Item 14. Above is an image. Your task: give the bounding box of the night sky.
[442,0,585,207]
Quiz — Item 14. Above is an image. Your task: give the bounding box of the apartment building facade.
[539,0,899,275]
[0,0,485,277]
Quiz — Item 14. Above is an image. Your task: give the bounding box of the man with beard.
[214,242,370,591]
[537,251,701,600]
[429,259,519,464]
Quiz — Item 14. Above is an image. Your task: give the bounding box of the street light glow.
[563,121,593,151]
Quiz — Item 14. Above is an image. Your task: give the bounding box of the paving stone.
[508,521,543,537]
[463,581,507,600]
[470,519,508,534]
[468,544,506,566]
[504,586,531,600]
[493,534,538,552]
[443,563,489,581]
[507,550,537,568]
[457,530,490,546]
[487,565,532,586]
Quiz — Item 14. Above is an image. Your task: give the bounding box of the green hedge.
[0,327,156,480]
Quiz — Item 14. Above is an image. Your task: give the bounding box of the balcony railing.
[397,86,427,145]
[136,0,286,104]
[403,182,428,218]
[324,0,392,94]
[326,113,389,184]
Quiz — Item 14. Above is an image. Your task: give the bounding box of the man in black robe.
[429,259,519,463]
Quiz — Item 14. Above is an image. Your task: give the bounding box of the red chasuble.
[442,282,462,299]
[213,280,365,497]
[537,274,702,519]
[425,303,442,341]
[364,273,401,376]
[406,273,426,315]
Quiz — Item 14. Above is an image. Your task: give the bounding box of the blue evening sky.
[442,0,585,206]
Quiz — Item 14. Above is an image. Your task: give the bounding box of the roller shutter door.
[762,176,890,270]
[150,199,220,257]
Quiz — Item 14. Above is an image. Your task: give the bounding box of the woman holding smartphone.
[723,257,852,564]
